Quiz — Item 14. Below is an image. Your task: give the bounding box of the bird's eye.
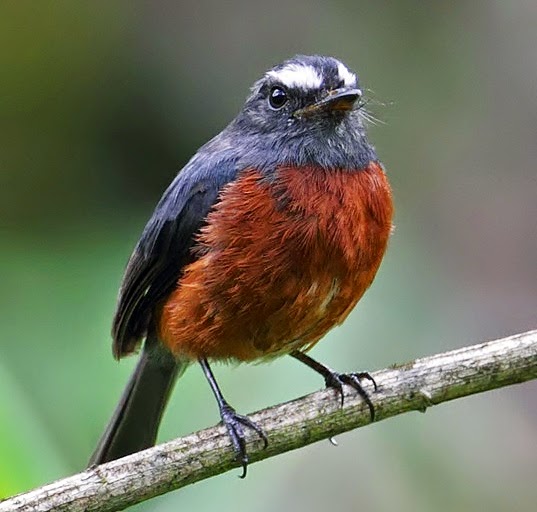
[268,86,288,109]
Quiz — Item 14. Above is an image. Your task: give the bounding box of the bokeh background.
[1,1,536,510]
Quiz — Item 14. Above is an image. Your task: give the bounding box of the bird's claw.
[324,371,377,421]
[220,404,268,478]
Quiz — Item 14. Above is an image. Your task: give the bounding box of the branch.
[2,330,536,512]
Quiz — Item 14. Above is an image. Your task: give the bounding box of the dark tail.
[88,335,187,466]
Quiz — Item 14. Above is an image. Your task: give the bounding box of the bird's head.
[228,55,375,170]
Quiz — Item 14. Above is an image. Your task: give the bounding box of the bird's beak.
[294,88,362,118]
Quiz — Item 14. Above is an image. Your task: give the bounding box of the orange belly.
[159,162,393,362]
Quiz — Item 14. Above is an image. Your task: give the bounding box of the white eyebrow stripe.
[267,64,323,90]
[337,62,357,87]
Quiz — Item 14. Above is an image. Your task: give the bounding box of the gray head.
[225,55,377,170]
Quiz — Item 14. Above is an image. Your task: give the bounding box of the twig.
[1,329,536,512]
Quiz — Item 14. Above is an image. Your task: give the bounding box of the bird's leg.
[290,351,377,421]
[199,358,268,478]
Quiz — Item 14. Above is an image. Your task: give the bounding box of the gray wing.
[112,157,239,358]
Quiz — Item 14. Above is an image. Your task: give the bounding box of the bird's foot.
[220,403,268,478]
[324,370,377,421]
[290,351,377,422]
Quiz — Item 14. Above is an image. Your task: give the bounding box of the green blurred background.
[1,1,536,510]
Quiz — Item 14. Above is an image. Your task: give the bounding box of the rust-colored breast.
[159,162,393,362]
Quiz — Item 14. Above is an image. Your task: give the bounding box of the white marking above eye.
[267,64,323,90]
[337,62,357,87]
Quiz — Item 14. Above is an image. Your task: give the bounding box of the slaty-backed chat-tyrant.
[89,55,394,477]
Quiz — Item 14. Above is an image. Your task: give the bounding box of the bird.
[88,55,394,477]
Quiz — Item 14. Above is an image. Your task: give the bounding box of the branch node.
[417,388,434,412]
